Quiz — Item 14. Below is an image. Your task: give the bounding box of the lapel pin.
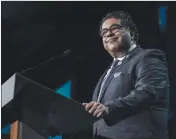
[118,61,122,65]
[126,54,130,58]
[114,72,122,78]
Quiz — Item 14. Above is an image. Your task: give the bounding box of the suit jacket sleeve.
[104,50,169,122]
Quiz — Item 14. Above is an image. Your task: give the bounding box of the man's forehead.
[102,18,121,29]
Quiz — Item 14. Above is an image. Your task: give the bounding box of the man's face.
[101,18,132,57]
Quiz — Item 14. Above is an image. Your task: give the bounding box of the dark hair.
[100,11,139,45]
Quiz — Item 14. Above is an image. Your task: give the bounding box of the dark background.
[1,1,176,139]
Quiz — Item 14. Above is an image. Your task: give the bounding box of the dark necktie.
[97,60,120,102]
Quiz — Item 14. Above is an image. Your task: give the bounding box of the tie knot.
[112,59,120,68]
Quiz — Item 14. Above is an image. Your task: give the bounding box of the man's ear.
[126,30,133,40]
[131,33,135,42]
[129,30,135,44]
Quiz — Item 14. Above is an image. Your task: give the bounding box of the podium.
[2,73,98,139]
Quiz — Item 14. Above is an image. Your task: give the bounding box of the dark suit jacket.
[92,47,170,139]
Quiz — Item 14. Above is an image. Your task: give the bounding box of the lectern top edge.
[16,73,82,106]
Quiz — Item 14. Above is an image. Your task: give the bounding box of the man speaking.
[83,11,169,139]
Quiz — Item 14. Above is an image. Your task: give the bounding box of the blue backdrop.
[49,81,72,139]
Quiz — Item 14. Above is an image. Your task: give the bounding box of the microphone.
[19,49,72,74]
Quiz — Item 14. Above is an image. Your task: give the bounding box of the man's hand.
[82,101,109,118]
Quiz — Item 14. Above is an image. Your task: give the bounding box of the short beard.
[117,42,131,53]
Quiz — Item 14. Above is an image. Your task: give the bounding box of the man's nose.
[106,30,114,37]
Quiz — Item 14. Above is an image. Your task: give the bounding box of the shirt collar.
[116,55,125,61]
[113,44,137,61]
[129,43,137,52]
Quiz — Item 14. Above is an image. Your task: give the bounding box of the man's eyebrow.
[111,24,120,27]
[102,24,120,30]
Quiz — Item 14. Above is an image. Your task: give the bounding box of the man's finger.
[93,107,102,116]
[97,111,103,118]
[93,104,103,116]
[85,102,95,111]
[89,103,99,114]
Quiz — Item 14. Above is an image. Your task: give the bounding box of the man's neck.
[113,51,126,58]
[113,43,137,59]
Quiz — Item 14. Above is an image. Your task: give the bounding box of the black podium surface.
[2,73,98,138]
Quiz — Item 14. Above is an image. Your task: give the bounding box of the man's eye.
[102,30,107,35]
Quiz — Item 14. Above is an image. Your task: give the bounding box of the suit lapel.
[92,63,112,101]
[98,46,143,102]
